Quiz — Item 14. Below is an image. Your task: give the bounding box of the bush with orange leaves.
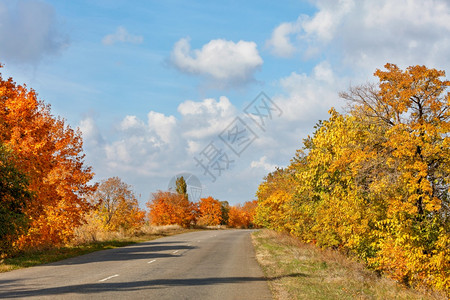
[197,196,222,226]
[147,191,197,228]
[228,200,258,228]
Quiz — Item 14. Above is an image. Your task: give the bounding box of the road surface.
[0,229,272,299]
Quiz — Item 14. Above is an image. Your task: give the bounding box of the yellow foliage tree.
[343,64,450,289]
[89,177,145,232]
[254,168,295,232]
[256,63,450,293]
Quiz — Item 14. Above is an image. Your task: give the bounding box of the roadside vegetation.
[254,64,449,295]
[252,230,446,300]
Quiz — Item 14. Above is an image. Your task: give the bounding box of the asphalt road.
[0,229,272,299]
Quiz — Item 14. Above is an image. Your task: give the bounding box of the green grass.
[0,226,194,273]
[252,229,446,300]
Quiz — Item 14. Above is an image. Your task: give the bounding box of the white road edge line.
[99,274,119,282]
[148,259,156,264]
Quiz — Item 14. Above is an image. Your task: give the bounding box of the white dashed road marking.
[99,274,119,282]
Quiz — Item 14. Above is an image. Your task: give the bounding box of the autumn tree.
[89,177,145,232]
[228,206,244,228]
[242,200,258,227]
[0,64,96,250]
[147,191,196,227]
[342,64,450,290]
[197,196,222,226]
[254,167,297,233]
[228,201,258,228]
[341,64,450,218]
[255,64,450,293]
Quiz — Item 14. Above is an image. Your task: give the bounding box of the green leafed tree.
[176,176,188,201]
[220,201,230,225]
[0,144,32,256]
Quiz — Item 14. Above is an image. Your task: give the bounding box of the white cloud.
[103,116,179,175]
[85,96,239,180]
[78,116,103,147]
[266,0,353,58]
[170,38,263,87]
[313,61,334,83]
[105,140,132,164]
[337,0,450,71]
[178,96,237,139]
[186,140,201,155]
[120,115,145,131]
[266,0,450,71]
[147,111,176,144]
[266,20,301,58]
[178,96,233,116]
[275,61,342,122]
[0,0,68,64]
[102,26,143,46]
[251,156,277,172]
[302,0,354,42]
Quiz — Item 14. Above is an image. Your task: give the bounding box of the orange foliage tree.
[197,196,222,226]
[228,206,244,228]
[147,191,196,227]
[0,65,96,250]
[228,200,258,228]
[89,177,145,232]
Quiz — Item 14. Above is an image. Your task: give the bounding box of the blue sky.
[1,0,450,206]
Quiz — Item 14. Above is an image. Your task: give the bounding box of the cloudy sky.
[1,0,450,206]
